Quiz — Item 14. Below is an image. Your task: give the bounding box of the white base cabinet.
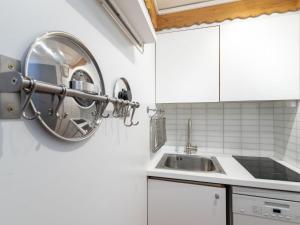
[148,179,226,225]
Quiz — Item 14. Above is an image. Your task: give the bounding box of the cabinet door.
[156,26,220,103]
[220,13,300,101]
[148,179,226,225]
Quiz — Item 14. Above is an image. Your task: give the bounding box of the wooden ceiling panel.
[156,0,215,10]
[145,0,300,31]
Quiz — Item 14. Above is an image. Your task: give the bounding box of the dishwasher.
[232,186,300,225]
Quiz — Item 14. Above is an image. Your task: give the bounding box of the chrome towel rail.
[1,71,140,109]
[1,71,140,130]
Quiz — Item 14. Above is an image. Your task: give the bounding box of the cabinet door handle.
[215,194,220,199]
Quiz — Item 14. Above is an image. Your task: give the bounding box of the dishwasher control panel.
[233,194,300,224]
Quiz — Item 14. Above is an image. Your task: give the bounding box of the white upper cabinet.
[156,26,220,103]
[220,13,300,101]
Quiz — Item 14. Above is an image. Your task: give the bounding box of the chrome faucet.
[185,119,197,154]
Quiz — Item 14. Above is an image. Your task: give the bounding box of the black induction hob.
[233,156,300,182]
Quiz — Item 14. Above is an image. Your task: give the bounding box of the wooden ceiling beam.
[145,0,300,31]
[144,0,158,30]
[157,0,300,30]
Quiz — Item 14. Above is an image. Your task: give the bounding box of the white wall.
[0,1,155,225]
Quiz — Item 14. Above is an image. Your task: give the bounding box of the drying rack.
[147,106,166,153]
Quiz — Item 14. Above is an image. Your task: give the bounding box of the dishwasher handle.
[265,201,290,210]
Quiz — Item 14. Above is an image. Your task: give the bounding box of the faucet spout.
[185,119,197,154]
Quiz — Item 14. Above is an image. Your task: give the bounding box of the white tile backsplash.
[274,101,300,168]
[159,101,300,169]
[159,102,274,157]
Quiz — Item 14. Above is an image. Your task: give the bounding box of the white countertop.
[147,146,300,192]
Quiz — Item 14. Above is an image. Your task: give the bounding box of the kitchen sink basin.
[156,154,225,173]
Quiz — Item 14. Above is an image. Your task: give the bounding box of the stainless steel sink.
[156,154,225,173]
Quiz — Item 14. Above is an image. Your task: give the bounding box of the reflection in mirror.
[24,32,105,141]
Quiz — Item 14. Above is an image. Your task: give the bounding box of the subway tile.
[224,142,242,149]
[260,126,273,132]
[159,103,176,109]
[207,130,223,137]
[224,124,241,130]
[191,108,206,114]
[206,119,223,125]
[260,114,274,120]
[241,113,259,119]
[224,102,241,108]
[177,103,192,109]
[224,109,241,115]
[273,101,285,107]
[224,148,242,155]
[224,120,240,126]
[224,136,240,142]
[207,103,223,109]
[162,101,300,169]
[260,150,274,157]
[192,131,206,136]
[191,103,206,109]
[260,120,273,126]
[242,126,259,133]
[241,102,259,109]
[207,142,223,148]
[207,136,223,142]
[259,131,273,138]
[206,148,223,154]
[259,101,274,108]
[242,149,260,156]
[259,144,274,151]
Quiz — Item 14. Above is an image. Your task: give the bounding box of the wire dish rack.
[148,107,166,153]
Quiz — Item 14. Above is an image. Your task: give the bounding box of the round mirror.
[23,31,105,142]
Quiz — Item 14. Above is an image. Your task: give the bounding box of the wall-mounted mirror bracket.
[0,55,22,119]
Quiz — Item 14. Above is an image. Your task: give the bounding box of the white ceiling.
[154,0,239,14]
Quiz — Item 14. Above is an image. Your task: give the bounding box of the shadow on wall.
[0,122,3,158]
[66,0,136,63]
[277,109,297,160]
[24,119,87,153]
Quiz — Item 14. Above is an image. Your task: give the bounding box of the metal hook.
[100,96,110,118]
[123,106,132,127]
[131,104,139,126]
[55,84,67,118]
[22,79,41,120]
[112,100,122,118]
[112,102,119,118]
[121,100,130,117]
[124,103,139,127]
